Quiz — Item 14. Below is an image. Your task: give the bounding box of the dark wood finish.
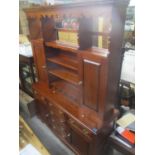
[83,59,101,111]
[79,50,108,115]
[24,1,129,154]
[41,16,57,42]
[48,68,81,85]
[47,54,78,71]
[31,39,48,84]
[45,41,78,54]
[28,18,42,40]
[49,80,82,105]
[33,82,103,133]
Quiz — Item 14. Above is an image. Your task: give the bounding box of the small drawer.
[60,130,71,139]
[50,109,65,120]
[68,118,93,142]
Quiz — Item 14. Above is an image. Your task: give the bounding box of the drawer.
[51,122,71,140]
[49,116,67,129]
[59,129,71,139]
[50,112,66,122]
[48,105,65,120]
[68,118,93,142]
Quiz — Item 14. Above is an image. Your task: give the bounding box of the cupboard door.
[31,40,48,83]
[71,130,89,155]
[83,59,101,111]
[79,51,108,114]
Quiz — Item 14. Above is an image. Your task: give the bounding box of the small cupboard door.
[79,52,108,114]
[71,130,90,155]
[83,59,101,111]
[31,39,48,83]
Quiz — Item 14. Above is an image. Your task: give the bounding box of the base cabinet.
[34,90,107,155]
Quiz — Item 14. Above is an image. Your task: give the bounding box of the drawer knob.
[60,120,65,123]
[41,96,45,101]
[67,133,71,137]
[81,114,85,118]
[42,65,46,69]
[34,91,38,94]
[45,114,49,117]
[52,90,56,94]
[61,127,65,131]
[59,111,63,114]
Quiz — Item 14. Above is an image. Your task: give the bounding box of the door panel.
[32,40,48,83]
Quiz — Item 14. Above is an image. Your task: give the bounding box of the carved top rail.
[24,0,129,19]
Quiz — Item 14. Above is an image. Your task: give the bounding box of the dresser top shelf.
[45,41,79,54]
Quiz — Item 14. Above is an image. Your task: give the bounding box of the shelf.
[50,80,82,104]
[45,41,79,54]
[48,68,81,85]
[47,55,78,71]
[55,27,78,33]
[55,28,109,36]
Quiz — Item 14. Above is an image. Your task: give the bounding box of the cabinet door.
[31,40,48,83]
[79,52,108,114]
[83,59,101,111]
[71,130,89,155]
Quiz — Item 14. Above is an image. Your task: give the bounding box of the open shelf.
[48,68,81,85]
[55,27,109,36]
[55,27,78,33]
[50,80,82,104]
[45,41,79,54]
[47,55,78,71]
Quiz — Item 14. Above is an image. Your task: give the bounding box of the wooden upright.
[24,0,129,154]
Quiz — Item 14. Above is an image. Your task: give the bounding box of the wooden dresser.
[24,1,129,154]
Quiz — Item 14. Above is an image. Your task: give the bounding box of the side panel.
[31,40,48,83]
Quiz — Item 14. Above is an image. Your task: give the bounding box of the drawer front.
[68,118,93,142]
[48,103,65,120]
